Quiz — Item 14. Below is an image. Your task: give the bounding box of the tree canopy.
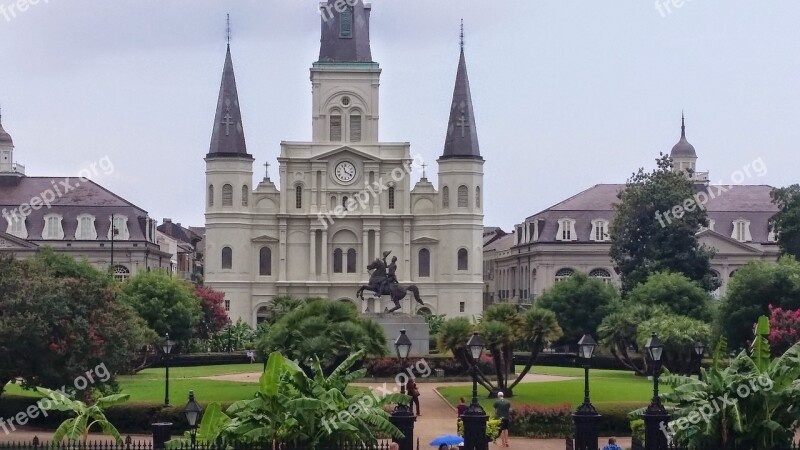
[610,154,717,293]
[626,271,715,321]
[771,184,800,258]
[536,272,618,345]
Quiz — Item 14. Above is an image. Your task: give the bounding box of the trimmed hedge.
[506,401,641,438]
[362,355,493,378]
[513,352,647,372]
[0,395,234,434]
[151,352,250,368]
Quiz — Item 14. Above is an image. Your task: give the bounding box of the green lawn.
[133,363,261,380]
[439,369,663,411]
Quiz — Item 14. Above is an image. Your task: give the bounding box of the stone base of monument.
[362,312,430,356]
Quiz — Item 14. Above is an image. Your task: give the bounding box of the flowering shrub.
[457,418,502,442]
[768,305,800,356]
[508,403,575,438]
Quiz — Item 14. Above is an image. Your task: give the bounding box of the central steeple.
[318,0,373,63]
[440,22,482,161]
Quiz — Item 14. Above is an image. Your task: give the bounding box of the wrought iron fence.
[627,437,800,450]
[0,438,403,450]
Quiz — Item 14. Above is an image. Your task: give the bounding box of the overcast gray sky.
[1,1,798,230]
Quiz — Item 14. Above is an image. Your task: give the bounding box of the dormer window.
[529,221,539,243]
[590,219,610,242]
[108,215,130,241]
[732,219,752,242]
[43,214,64,240]
[700,219,716,233]
[75,214,97,240]
[5,214,27,239]
[556,218,577,242]
[768,226,778,243]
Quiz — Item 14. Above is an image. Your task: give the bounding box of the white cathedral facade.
[204,1,485,325]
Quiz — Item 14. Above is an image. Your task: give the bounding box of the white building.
[204,1,485,325]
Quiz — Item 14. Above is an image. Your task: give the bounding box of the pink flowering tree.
[768,304,800,356]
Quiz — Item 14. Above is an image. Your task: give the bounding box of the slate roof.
[440,44,482,161]
[485,232,515,253]
[158,220,202,245]
[525,183,779,244]
[0,177,150,241]
[207,45,251,159]
[318,0,373,63]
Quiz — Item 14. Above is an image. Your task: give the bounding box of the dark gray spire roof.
[670,113,696,158]
[0,109,13,145]
[207,44,251,159]
[440,40,482,161]
[318,0,373,63]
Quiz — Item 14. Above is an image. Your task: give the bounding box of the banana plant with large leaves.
[198,350,407,448]
[36,387,129,446]
[632,316,800,448]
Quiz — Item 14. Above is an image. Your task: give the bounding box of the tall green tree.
[610,154,717,293]
[0,250,152,397]
[771,184,800,258]
[626,271,715,321]
[536,272,618,345]
[119,270,202,344]
[717,256,800,350]
[257,299,386,373]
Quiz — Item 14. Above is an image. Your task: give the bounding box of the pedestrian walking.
[456,397,467,416]
[406,378,421,416]
[602,437,623,450]
[493,392,511,447]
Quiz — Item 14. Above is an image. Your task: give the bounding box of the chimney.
[163,218,172,224]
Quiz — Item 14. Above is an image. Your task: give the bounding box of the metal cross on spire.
[460,19,465,51]
[226,14,231,46]
[421,162,428,179]
[264,161,271,179]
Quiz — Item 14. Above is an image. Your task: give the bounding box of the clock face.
[335,161,357,183]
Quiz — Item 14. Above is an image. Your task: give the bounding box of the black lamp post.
[389,330,415,450]
[183,391,203,450]
[573,334,601,450]
[693,341,706,380]
[162,333,174,406]
[463,332,489,450]
[643,333,669,450]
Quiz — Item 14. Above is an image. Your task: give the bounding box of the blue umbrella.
[430,435,464,447]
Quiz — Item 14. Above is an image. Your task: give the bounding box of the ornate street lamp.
[183,391,203,450]
[389,330,415,450]
[573,334,601,450]
[643,333,669,450]
[694,341,706,380]
[463,332,488,450]
[162,333,175,406]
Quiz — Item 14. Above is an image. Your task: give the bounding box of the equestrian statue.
[356,250,424,313]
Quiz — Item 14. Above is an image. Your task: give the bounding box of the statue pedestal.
[362,313,430,356]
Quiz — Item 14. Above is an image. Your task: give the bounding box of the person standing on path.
[406,378,421,416]
[493,392,511,447]
[456,397,467,416]
[602,438,623,450]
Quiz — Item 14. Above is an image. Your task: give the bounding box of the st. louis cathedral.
[204,1,485,325]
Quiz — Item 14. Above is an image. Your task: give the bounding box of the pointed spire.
[318,0,373,63]
[226,13,231,47]
[440,22,481,161]
[0,105,13,146]
[681,110,686,138]
[670,111,696,158]
[207,18,250,159]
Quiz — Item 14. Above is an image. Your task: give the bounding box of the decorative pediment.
[0,231,39,250]
[412,237,439,244]
[251,235,280,243]
[311,146,380,162]
[697,230,763,255]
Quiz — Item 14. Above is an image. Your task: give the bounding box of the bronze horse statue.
[357,257,424,313]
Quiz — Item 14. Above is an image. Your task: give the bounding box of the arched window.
[208,185,214,207]
[388,186,395,210]
[330,113,342,141]
[457,248,468,271]
[476,186,481,208]
[710,270,723,299]
[259,247,272,276]
[342,196,349,210]
[555,268,575,282]
[589,268,612,284]
[417,307,432,316]
[458,185,468,208]
[418,248,431,277]
[222,247,233,270]
[442,186,450,208]
[350,111,362,142]
[242,185,249,207]
[330,195,337,211]
[256,306,269,324]
[222,184,233,206]
[295,185,303,209]
[346,248,357,273]
[333,249,343,273]
[112,265,130,281]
